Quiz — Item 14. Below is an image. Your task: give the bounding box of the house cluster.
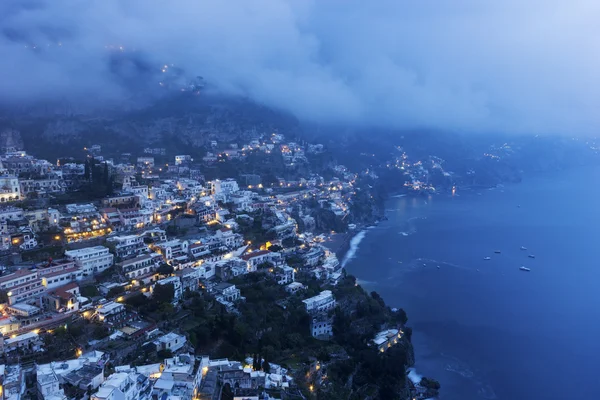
[303,290,336,340]
[29,340,293,400]
[0,149,67,204]
[0,133,375,400]
[386,147,450,193]
[202,132,323,170]
[371,328,404,353]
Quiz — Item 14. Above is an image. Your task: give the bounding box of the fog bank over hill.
[1,0,599,135]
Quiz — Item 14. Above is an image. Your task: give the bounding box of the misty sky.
[1,0,599,135]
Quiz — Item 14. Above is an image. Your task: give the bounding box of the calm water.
[345,167,600,400]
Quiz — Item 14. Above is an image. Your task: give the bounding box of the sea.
[343,166,600,400]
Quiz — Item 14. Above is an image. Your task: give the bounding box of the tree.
[395,308,408,325]
[282,237,298,248]
[107,286,125,298]
[84,159,91,181]
[153,283,174,304]
[257,261,273,271]
[157,349,173,359]
[262,360,271,373]
[103,162,109,185]
[268,244,282,252]
[126,293,147,308]
[157,263,174,276]
[93,326,110,340]
[81,285,100,297]
[221,384,234,400]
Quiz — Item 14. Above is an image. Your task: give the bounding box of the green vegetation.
[236,213,276,245]
[125,284,175,322]
[157,263,175,276]
[21,245,64,262]
[80,285,99,298]
[107,286,125,298]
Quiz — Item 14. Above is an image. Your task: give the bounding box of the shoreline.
[323,222,377,264]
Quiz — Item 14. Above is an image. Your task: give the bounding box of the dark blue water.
[345,167,600,400]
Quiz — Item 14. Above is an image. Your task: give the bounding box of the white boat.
[528,254,535,259]
[437,266,440,269]
[520,246,527,250]
[484,257,491,260]
[519,266,531,272]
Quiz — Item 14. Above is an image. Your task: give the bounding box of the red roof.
[241,250,271,260]
[0,269,37,284]
[42,266,80,278]
[50,282,79,300]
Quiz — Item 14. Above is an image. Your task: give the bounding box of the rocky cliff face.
[0,128,24,152]
[0,93,301,160]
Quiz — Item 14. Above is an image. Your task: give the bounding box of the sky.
[1,0,599,135]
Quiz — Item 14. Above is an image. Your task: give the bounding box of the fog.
[1,0,599,135]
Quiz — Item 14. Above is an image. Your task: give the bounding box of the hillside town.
[0,133,435,400]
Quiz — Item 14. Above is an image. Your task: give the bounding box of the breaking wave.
[407,368,422,385]
[342,230,368,267]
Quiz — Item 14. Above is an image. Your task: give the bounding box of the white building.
[6,303,40,317]
[97,301,126,323]
[214,228,244,249]
[285,282,304,294]
[107,234,146,259]
[372,328,403,353]
[0,269,38,290]
[0,174,22,203]
[211,179,239,199]
[129,185,149,199]
[275,265,295,285]
[310,316,333,339]
[174,155,191,165]
[119,254,160,280]
[136,157,154,168]
[0,270,45,306]
[66,203,97,215]
[91,372,139,400]
[240,250,275,272]
[155,332,186,353]
[65,246,114,277]
[37,367,64,400]
[153,239,189,262]
[0,206,24,221]
[302,290,336,314]
[40,266,82,289]
[213,282,240,302]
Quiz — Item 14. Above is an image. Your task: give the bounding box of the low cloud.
[1,0,599,135]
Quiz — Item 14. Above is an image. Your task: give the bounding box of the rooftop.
[0,269,37,284]
[214,282,233,291]
[65,246,108,256]
[241,250,270,260]
[120,254,153,266]
[158,332,185,343]
[42,266,80,278]
[49,282,79,300]
[5,331,39,344]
